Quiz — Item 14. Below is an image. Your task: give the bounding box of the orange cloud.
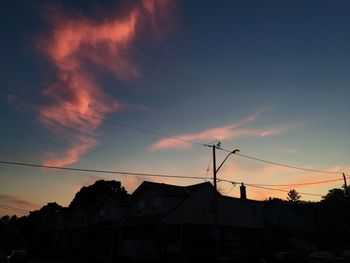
[37,0,173,166]
[151,110,295,150]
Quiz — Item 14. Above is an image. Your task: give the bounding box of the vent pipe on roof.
[240,183,247,200]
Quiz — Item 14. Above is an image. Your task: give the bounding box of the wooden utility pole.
[343,173,348,196]
[212,144,220,259]
[213,145,217,190]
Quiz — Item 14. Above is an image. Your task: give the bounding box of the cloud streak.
[0,195,39,210]
[151,110,295,150]
[37,0,173,167]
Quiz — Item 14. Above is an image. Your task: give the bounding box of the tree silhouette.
[317,187,350,247]
[322,185,350,202]
[287,189,301,203]
[69,180,128,209]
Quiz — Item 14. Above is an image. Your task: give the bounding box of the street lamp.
[210,143,239,259]
[212,144,239,191]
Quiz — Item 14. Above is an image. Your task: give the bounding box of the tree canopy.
[321,187,349,202]
[69,180,129,209]
[286,189,301,203]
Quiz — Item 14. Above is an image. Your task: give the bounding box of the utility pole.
[343,173,348,196]
[212,144,220,260]
[213,145,217,191]
[210,143,239,260]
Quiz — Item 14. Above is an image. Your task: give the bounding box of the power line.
[2,90,348,179]
[247,177,347,187]
[0,160,206,180]
[216,176,348,188]
[217,178,325,197]
[217,147,343,175]
[0,160,330,199]
[244,184,323,197]
[4,91,348,177]
[0,90,205,147]
[1,159,346,190]
[205,150,213,179]
[0,205,29,214]
[0,204,29,213]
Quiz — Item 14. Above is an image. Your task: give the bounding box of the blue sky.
[1,0,350,216]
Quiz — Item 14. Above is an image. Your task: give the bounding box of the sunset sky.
[1,0,350,216]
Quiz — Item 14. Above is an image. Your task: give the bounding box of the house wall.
[129,188,184,216]
[93,200,129,223]
[67,209,88,228]
[264,203,304,230]
[163,185,263,228]
[219,197,263,228]
[163,184,215,225]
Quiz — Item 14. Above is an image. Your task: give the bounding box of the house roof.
[131,181,212,198]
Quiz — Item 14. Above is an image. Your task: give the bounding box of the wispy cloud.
[36,0,174,167]
[151,109,296,150]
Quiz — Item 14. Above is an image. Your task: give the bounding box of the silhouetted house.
[119,181,195,260]
[26,202,64,255]
[61,206,90,254]
[163,183,264,259]
[263,200,318,254]
[87,195,130,259]
[119,181,264,261]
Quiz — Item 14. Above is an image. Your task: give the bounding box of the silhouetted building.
[119,181,264,261]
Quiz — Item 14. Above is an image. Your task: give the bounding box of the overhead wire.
[217,178,329,197]
[0,204,29,214]
[0,160,206,180]
[0,90,206,147]
[0,204,29,213]
[204,150,213,180]
[2,90,348,176]
[246,177,348,187]
[244,184,323,197]
[0,160,336,200]
[218,146,343,175]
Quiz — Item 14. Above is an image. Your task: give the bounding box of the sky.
[1,0,350,216]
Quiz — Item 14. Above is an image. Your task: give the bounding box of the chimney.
[240,183,247,200]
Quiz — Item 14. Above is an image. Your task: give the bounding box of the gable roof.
[131,181,212,198]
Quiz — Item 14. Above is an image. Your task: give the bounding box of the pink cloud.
[43,135,97,167]
[36,0,174,166]
[151,110,295,150]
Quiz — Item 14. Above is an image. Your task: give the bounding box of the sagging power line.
[0,160,206,180]
[217,178,326,197]
[0,90,205,147]
[0,159,344,198]
[218,146,344,175]
[0,204,29,214]
[2,90,348,176]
